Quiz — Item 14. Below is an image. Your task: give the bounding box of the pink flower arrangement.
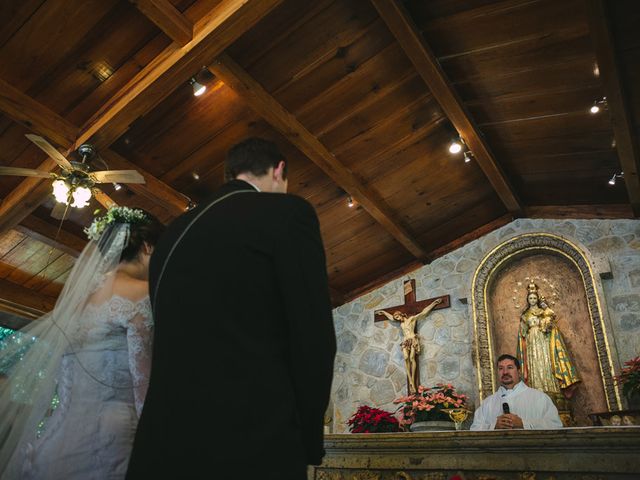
[347,405,400,433]
[394,383,467,427]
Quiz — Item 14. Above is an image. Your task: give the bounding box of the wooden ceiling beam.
[0,179,53,236]
[0,277,56,318]
[98,150,189,216]
[16,215,86,257]
[525,204,634,219]
[371,0,522,214]
[0,77,78,147]
[586,0,640,216]
[77,0,282,151]
[0,76,188,234]
[130,0,193,46]
[209,53,429,261]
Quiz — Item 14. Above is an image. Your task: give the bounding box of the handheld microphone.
[502,402,510,414]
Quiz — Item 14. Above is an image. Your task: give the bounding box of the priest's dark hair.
[224,137,287,181]
[497,353,520,369]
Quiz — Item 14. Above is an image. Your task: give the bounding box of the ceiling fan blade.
[90,170,145,184]
[92,187,118,209]
[50,202,68,220]
[25,134,74,171]
[0,166,55,178]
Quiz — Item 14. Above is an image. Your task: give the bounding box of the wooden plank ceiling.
[0,0,639,319]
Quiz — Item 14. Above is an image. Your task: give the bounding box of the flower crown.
[84,206,150,241]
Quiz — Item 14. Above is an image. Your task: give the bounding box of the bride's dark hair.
[95,208,164,262]
[120,212,164,262]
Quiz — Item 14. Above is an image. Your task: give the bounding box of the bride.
[0,206,163,479]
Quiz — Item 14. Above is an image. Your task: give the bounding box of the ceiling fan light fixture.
[52,179,70,203]
[70,186,92,208]
[190,77,206,97]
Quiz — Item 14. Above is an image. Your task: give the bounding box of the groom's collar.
[227,179,259,192]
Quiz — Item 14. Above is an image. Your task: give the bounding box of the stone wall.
[330,218,640,433]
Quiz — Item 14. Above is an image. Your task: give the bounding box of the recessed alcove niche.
[472,233,622,426]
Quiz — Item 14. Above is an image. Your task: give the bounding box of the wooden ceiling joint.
[77,0,283,151]
[586,0,640,216]
[0,277,56,318]
[209,53,430,261]
[129,0,193,46]
[371,0,522,215]
[0,78,78,147]
[16,215,86,257]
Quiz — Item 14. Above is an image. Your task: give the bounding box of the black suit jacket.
[127,180,336,478]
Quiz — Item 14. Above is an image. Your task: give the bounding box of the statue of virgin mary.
[516,283,580,397]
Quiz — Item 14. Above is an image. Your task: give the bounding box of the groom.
[127,138,336,479]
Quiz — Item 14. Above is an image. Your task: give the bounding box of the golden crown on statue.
[527,282,538,294]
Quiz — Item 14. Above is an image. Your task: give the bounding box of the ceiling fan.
[0,134,145,213]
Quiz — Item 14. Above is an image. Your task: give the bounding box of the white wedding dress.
[11,295,153,480]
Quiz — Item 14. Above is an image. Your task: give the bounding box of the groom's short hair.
[225,137,287,181]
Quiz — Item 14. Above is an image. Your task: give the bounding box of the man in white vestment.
[470,354,563,430]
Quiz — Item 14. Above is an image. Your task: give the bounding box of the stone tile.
[432,259,456,276]
[370,379,396,405]
[337,330,357,354]
[620,313,640,331]
[358,349,390,378]
[455,258,475,273]
[629,269,640,288]
[443,273,462,290]
[611,294,640,313]
[438,356,460,380]
[390,367,407,393]
[589,236,626,254]
[419,320,436,341]
[434,326,451,345]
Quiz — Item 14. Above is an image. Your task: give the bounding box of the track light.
[449,138,463,154]
[347,196,355,208]
[192,171,200,181]
[113,182,122,191]
[189,77,206,97]
[463,151,472,163]
[590,97,607,115]
[608,172,624,186]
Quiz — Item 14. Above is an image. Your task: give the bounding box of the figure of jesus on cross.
[375,279,450,394]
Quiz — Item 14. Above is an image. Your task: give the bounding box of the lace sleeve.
[126,299,153,417]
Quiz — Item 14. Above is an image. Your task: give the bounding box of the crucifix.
[374,279,450,394]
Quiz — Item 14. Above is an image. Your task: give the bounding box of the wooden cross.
[374,280,450,321]
[374,279,450,393]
